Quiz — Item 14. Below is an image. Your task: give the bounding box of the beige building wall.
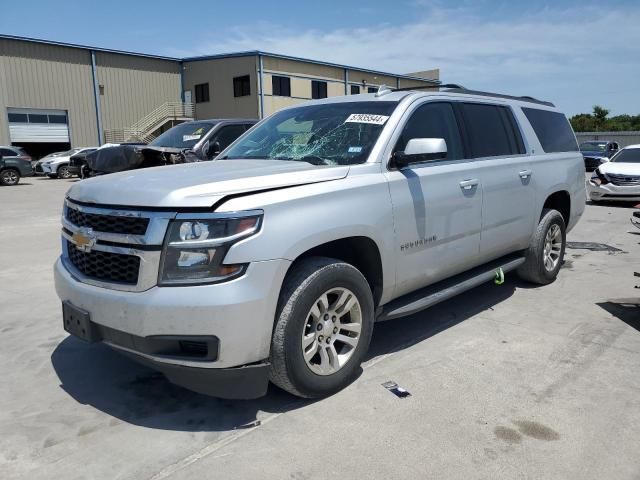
[261,57,347,116]
[263,57,344,81]
[183,56,260,119]
[95,52,181,132]
[260,56,439,116]
[347,69,397,90]
[0,38,98,146]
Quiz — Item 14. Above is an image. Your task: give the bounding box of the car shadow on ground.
[586,200,639,209]
[598,299,640,332]
[51,279,518,433]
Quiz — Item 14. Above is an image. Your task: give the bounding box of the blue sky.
[2,0,639,116]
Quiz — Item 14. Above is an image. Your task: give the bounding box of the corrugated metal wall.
[576,131,640,148]
[0,38,98,146]
[95,52,181,132]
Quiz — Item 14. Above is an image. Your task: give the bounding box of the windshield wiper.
[294,156,330,166]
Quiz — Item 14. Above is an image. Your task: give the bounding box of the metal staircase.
[104,102,194,144]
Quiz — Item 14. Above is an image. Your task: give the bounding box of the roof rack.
[376,83,555,107]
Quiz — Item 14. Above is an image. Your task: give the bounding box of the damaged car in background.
[588,144,640,203]
[82,119,257,176]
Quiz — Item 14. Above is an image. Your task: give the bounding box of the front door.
[385,101,484,298]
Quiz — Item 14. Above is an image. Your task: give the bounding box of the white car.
[588,144,640,202]
[40,147,96,179]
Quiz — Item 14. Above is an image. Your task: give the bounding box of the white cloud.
[167,4,640,115]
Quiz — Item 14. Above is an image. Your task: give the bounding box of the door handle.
[519,169,533,179]
[459,179,479,190]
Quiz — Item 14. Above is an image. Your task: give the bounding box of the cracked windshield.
[220,101,398,165]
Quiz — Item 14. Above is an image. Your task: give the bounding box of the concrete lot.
[1,175,639,480]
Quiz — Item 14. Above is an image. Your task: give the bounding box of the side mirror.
[391,138,447,169]
[208,141,221,158]
[193,140,209,161]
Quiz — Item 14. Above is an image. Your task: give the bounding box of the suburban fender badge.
[72,227,97,252]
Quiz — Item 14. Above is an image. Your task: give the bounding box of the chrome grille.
[607,173,640,186]
[66,241,140,284]
[66,205,149,235]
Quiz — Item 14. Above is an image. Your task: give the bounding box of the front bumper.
[54,257,291,397]
[587,179,640,202]
[41,163,54,174]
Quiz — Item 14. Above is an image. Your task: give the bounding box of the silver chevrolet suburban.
[55,86,585,399]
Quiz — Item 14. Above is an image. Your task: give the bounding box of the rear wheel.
[57,165,72,179]
[0,169,20,186]
[517,208,566,285]
[269,257,374,398]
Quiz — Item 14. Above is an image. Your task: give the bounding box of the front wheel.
[517,208,566,285]
[57,165,72,179]
[0,169,20,186]
[269,257,374,398]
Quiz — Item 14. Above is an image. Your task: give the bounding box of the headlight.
[591,168,609,185]
[159,212,262,286]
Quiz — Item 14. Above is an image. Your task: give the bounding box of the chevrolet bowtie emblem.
[72,227,97,252]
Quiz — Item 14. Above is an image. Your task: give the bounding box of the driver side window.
[395,102,464,161]
[209,125,247,155]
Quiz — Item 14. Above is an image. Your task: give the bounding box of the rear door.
[457,102,534,259]
[385,101,484,297]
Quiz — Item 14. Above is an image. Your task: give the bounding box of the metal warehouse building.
[0,34,439,157]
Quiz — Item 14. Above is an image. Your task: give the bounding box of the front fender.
[222,170,397,303]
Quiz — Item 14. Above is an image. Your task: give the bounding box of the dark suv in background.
[0,146,33,185]
[580,140,619,170]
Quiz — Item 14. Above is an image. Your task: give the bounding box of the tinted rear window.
[522,108,578,153]
[460,103,524,157]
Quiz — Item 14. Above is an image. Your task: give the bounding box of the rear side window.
[522,108,578,153]
[460,103,524,158]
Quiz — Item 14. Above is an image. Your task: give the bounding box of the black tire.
[0,168,20,186]
[269,257,374,398]
[57,164,72,179]
[517,208,566,285]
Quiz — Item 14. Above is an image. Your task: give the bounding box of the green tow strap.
[494,267,505,285]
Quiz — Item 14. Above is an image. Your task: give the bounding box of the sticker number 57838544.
[344,114,390,125]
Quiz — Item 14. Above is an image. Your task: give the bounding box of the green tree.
[592,105,609,123]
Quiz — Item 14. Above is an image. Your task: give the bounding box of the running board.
[377,254,526,321]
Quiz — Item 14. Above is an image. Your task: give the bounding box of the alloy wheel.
[301,287,362,376]
[543,224,562,271]
[1,170,18,185]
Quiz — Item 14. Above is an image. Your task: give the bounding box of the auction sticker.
[183,134,201,141]
[344,113,389,125]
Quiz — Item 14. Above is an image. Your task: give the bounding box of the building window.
[367,87,377,93]
[350,85,360,95]
[28,114,48,123]
[48,114,68,124]
[7,113,28,123]
[195,83,210,103]
[272,75,291,97]
[233,75,251,97]
[311,80,327,99]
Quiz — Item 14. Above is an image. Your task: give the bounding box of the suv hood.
[67,159,350,208]
[581,150,607,158]
[599,162,640,175]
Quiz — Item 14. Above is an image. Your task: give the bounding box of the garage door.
[7,108,70,143]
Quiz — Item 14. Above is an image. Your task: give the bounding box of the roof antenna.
[375,84,393,97]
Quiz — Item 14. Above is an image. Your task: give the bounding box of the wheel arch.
[56,162,70,173]
[542,190,571,226]
[285,236,384,309]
